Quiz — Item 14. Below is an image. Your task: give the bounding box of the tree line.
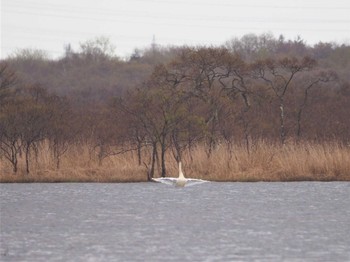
[1,34,349,178]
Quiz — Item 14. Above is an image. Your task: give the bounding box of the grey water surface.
[1,182,350,261]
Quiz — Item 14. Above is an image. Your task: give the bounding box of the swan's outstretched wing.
[152,177,178,186]
[152,177,209,187]
[185,178,209,186]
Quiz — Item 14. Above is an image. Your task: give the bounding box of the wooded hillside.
[1,34,349,180]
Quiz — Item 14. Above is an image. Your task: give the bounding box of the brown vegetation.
[1,141,349,182]
[1,34,350,182]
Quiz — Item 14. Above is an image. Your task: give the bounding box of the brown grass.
[189,141,350,182]
[1,141,350,182]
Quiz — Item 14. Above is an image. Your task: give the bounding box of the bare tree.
[251,56,317,144]
[296,70,338,138]
[79,36,117,61]
[0,63,17,103]
[0,63,20,173]
[0,102,22,173]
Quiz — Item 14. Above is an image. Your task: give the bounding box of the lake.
[1,182,350,261]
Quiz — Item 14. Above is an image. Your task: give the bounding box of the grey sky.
[1,0,350,59]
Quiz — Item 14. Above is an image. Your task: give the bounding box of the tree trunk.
[137,141,142,166]
[296,109,303,139]
[12,158,18,173]
[25,143,30,175]
[161,142,166,178]
[149,142,157,180]
[279,101,286,145]
[10,147,18,173]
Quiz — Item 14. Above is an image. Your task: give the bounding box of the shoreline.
[1,172,349,184]
[1,141,350,183]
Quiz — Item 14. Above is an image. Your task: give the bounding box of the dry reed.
[1,141,349,183]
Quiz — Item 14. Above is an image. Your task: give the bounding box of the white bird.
[152,161,208,187]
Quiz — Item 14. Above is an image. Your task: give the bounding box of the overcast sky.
[1,0,350,59]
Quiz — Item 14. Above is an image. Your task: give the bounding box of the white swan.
[152,162,208,187]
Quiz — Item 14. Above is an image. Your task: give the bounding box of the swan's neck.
[178,161,185,179]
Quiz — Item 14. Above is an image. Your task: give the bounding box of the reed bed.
[1,141,349,182]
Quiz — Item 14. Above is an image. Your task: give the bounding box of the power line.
[3,0,350,59]
[4,9,350,29]
[7,0,350,11]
